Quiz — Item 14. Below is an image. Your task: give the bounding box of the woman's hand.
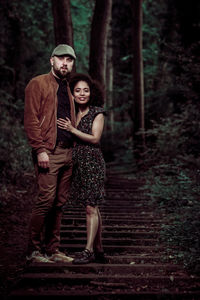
[57,117,73,132]
[57,113,104,143]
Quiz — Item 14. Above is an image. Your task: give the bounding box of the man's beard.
[54,67,70,79]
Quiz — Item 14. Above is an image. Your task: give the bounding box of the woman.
[57,73,106,264]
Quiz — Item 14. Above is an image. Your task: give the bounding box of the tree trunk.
[129,0,145,152]
[5,3,22,101]
[89,0,112,89]
[51,0,73,46]
[106,25,114,136]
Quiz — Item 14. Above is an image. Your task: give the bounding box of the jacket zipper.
[39,116,46,127]
[54,86,59,148]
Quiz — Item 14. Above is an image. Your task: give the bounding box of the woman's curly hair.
[69,73,104,107]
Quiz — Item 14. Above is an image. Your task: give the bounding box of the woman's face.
[73,81,90,105]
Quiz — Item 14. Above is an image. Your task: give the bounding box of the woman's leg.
[93,207,103,252]
[73,205,106,264]
[85,205,99,252]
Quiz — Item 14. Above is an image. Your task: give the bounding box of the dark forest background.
[0,0,200,274]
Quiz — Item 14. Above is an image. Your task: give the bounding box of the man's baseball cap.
[51,44,76,59]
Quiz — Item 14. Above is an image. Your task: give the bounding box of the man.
[24,44,76,263]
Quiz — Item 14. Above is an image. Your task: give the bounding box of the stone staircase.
[8,169,200,299]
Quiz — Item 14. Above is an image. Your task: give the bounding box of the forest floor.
[0,174,35,300]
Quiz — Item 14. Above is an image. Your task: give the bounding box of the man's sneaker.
[46,250,74,263]
[73,249,95,264]
[26,251,54,263]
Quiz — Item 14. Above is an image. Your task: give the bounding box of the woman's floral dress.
[70,106,106,207]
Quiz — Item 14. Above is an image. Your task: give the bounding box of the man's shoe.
[73,249,95,264]
[26,251,54,263]
[46,250,74,263]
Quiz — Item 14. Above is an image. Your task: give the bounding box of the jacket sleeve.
[24,79,46,154]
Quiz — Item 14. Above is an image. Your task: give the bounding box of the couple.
[24,44,106,265]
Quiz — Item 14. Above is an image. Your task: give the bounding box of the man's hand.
[37,152,49,168]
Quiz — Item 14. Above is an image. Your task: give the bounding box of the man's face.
[50,55,74,78]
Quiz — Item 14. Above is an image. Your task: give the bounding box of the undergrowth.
[139,109,200,275]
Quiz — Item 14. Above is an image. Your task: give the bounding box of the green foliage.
[1,1,53,62]
[0,90,33,186]
[0,0,53,190]
[102,116,133,163]
[146,113,188,161]
[142,0,200,126]
[142,163,200,274]
[141,108,200,274]
[143,0,167,92]
[71,0,94,72]
[145,101,200,165]
[160,203,200,274]
[143,163,198,209]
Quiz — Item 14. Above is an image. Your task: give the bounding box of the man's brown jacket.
[24,72,76,154]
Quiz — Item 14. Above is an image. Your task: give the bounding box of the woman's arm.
[57,113,104,144]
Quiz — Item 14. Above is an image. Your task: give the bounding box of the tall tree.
[129,0,145,151]
[2,1,22,100]
[106,25,114,136]
[89,0,112,89]
[51,0,73,46]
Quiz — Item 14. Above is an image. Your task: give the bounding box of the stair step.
[61,217,162,225]
[61,224,161,231]
[60,230,159,238]
[18,273,197,289]
[60,244,163,254]
[9,290,200,300]
[60,237,158,246]
[23,263,182,275]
